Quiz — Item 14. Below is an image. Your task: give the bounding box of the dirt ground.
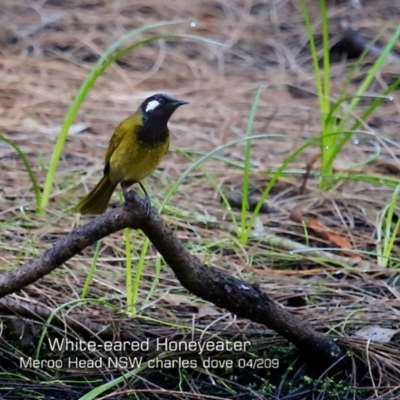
[1,0,400,399]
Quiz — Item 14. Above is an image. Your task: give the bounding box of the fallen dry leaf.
[354,325,399,343]
[163,293,198,307]
[197,304,220,318]
[290,209,361,261]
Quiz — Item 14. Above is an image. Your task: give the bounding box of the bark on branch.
[0,191,345,368]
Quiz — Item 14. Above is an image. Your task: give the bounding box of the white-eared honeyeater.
[75,93,188,215]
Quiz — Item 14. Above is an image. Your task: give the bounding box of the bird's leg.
[121,181,131,203]
[138,182,152,216]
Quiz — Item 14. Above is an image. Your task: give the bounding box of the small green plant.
[81,240,102,298]
[300,0,400,189]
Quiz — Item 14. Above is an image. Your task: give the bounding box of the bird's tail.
[75,175,117,215]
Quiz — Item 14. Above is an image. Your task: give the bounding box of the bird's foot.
[144,196,152,217]
[122,189,152,217]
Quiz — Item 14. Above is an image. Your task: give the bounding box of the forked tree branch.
[0,191,345,368]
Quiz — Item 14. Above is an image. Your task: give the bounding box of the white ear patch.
[145,100,160,112]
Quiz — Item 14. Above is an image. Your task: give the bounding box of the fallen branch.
[0,191,345,368]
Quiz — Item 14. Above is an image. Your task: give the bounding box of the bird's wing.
[104,114,138,167]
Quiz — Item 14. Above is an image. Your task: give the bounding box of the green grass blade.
[319,0,335,176]
[320,0,330,112]
[131,237,150,314]
[81,240,101,298]
[0,133,41,209]
[300,0,335,188]
[79,354,172,400]
[381,185,400,267]
[124,227,134,313]
[241,87,261,244]
[35,298,105,359]
[143,255,162,309]
[299,0,323,108]
[351,78,400,132]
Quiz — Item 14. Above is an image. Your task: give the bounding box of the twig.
[223,194,272,213]
[0,191,345,369]
[300,153,320,195]
[263,229,371,270]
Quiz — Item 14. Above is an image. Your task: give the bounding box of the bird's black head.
[139,93,188,124]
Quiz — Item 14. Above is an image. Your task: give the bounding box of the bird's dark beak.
[172,99,189,108]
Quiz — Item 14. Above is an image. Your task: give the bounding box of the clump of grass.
[297,0,400,268]
[300,0,400,190]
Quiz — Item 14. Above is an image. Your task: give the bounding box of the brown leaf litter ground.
[1,0,400,399]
